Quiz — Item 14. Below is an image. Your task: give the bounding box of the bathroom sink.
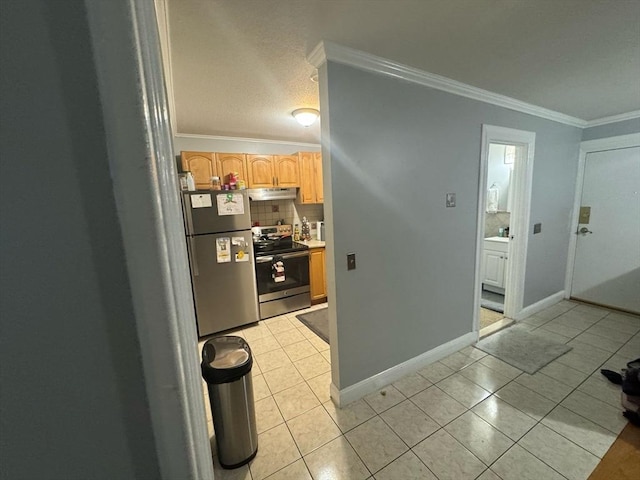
[486,236,509,242]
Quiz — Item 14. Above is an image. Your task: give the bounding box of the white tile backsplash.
[485,212,510,238]
[250,199,323,229]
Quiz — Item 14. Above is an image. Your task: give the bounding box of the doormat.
[475,325,572,374]
[296,308,329,344]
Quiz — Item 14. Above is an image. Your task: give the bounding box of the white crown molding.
[175,133,321,148]
[309,41,589,128]
[585,110,640,128]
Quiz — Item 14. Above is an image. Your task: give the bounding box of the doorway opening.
[474,126,536,338]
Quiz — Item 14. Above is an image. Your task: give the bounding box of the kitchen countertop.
[298,239,326,248]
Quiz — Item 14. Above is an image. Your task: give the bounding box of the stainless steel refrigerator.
[182,190,259,336]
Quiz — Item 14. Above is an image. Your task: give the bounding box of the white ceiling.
[167,0,640,143]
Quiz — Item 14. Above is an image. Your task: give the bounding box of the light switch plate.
[446,193,456,208]
[347,253,356,270]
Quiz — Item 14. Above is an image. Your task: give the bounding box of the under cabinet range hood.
[247,187,297,201]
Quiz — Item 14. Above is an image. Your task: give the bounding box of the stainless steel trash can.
[201,336,258,469]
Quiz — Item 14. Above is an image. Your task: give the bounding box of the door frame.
[474,125,536,332]
[564,132,640,298]
[85,1,214,479]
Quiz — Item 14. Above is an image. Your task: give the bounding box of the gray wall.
[324,62,582,388]
[581,117,640,141]
[0,2,159,478]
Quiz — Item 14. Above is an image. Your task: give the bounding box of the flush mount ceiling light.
[292,108,320,127]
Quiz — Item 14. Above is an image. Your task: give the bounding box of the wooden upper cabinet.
[181,151,217,189]
[246,154,275,188]
[182,151,301,189]
[274,155,300,187]
[298,152,316,203]
[216,153,247,184]
[313,152,324,203]
[297,151,323,203]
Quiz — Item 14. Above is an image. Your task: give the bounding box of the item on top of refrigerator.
[237,179,246,190]
[186,171,196,191]
[211,176,221,190]
[179,173,189,191]
[228,172,239,190]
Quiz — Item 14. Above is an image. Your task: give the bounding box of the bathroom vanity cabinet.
[482,237,509,293]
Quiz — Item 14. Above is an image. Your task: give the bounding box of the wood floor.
[588,422,640,480]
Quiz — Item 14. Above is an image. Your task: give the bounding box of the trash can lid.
[201,336,253,384]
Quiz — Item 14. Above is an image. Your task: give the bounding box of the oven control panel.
[252,224,292,238]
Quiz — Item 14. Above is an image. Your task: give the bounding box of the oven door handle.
[255,251,309,263]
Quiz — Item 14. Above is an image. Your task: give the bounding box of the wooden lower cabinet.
[309,247,327,302]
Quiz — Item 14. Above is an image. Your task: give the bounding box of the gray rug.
[296,308,329,344]
[476,326,572,374]
[481,290,505,313]
[481,299,504,313]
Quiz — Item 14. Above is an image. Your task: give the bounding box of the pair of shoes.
[601,369,623,385]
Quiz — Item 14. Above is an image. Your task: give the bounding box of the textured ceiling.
[168,0,640,143]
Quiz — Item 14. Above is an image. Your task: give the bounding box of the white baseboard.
[514,290,565,321]
[329,331,477,407]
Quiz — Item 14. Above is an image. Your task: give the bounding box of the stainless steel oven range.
[252,225,310,319]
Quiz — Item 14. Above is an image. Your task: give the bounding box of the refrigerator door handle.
[188,237,199,276]
[183,194,195,234]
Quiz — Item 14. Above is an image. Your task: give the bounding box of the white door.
[571,146,640,313]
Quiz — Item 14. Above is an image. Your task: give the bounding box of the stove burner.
[253,239,276,252]
[252,224,309,256]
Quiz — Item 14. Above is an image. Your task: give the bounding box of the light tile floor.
[198,300,640,480]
